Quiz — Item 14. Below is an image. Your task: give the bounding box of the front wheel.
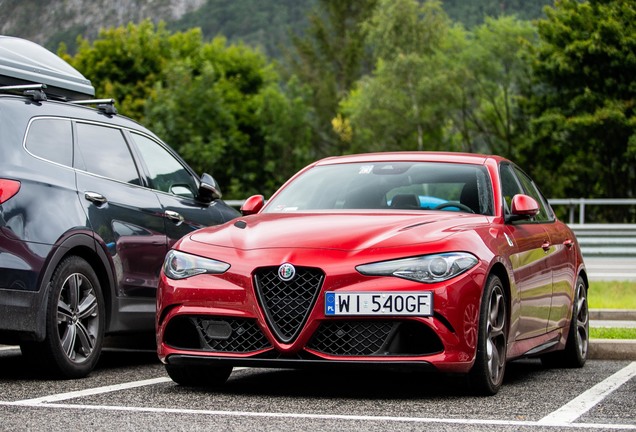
[21,256,105,378]
[541,275,588,368]
[469,274,508,395]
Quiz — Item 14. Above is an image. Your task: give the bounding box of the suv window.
[130,132,197,197]
[75,123,141,185]
[25,118,73,166]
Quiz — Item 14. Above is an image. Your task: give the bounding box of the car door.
[500,163,552,340]
[74,121,167,298]
[127,131,234,247]
[513,166,575,333]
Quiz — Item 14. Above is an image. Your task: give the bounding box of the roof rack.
[0,83,48,101]
[72,98,118,115]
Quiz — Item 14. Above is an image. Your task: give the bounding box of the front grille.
[254,266,324,343]
[163,316,271,353]
[308,321,395,355]
[307,320,444,356]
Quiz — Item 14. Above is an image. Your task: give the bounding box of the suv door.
[74,122,167,301]
[127,131,237,246]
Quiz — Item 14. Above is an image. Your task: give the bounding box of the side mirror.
[507,194,539,222]
[197,173,222,204]
[241,195,265,216]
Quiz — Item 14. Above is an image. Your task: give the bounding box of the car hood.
[188,212,488,251]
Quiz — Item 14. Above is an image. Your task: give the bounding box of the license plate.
[324,292,433,316]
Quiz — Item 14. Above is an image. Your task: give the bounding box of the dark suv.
[0,36,239,377]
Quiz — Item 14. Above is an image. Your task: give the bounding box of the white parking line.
[539,361,636,425]
[1,401,634,430]
[11,367,247,405]
[13,377,173,405]
[2,365,634,430]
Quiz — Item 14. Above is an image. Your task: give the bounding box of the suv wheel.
[21,256,105,378]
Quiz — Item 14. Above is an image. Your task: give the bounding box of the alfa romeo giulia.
[156,152,588,395]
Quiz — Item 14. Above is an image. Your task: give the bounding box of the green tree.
[285,0,378,158]
[521,0,636,217]
[440,0,551,28]
[145,37,313,197]
[63,21,312,199]
[61,20,191,121]
[341,0,463,152]
[449,16,537,156]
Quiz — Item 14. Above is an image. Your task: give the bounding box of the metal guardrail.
[225,200,245,209]
[548,198,636,225]
[569,224,636,257]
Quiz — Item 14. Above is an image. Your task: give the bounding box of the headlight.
[356,252,478,283]
[163,250,230,280]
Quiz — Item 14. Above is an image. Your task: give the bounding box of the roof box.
[0,35,95,100]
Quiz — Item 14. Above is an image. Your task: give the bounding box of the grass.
[588,281,636,309]
[588,281,635,339]
[590,328,636,340]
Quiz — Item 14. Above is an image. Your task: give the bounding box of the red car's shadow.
[174,359,547,398]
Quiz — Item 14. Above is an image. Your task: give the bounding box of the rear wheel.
[541,275,588,368]
[166,364,233,387]
[21,256,104,378]
[469,274,508,395]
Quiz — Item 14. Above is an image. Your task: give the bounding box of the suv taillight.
[0,179,21,204]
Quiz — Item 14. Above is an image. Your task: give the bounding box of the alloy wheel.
[486,284,507,384]
[574,280,589,360]
[57,272,100,363]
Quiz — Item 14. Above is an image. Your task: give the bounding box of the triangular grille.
[254,266,323,343]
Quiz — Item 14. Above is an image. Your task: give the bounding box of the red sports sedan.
[156,152,588,395]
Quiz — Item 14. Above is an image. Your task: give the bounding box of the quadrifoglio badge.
[278,263,296,282]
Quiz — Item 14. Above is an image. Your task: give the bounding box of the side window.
[75,123,141,185]
[499,164,524,215]
[130,132,197,197]
[513,166,554,222]
[25,118,73,166]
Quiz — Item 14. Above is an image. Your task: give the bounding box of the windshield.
[264,161,494,215]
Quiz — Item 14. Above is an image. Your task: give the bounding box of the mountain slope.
[0,0,551,57]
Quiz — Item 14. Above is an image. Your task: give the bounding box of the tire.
[469,274,508,396]
[21,256,105,378]
[166,364,233,388]
[541,275,589,368]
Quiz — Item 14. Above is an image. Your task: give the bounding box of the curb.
[589,309,636,361]
[589,339,636,360]
[590,309,636,321]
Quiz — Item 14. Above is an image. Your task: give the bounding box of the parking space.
[0,346,634,431]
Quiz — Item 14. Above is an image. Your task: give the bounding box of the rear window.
[25,118,73,166]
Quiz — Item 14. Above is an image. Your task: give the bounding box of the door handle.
[164,210,184,225]
[563,239,574,249]
[542,241,551,252]
[84,191,107,206]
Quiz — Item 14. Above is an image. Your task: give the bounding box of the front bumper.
[166,352,437,373]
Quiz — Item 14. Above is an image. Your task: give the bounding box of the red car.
[156,152,588,395]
